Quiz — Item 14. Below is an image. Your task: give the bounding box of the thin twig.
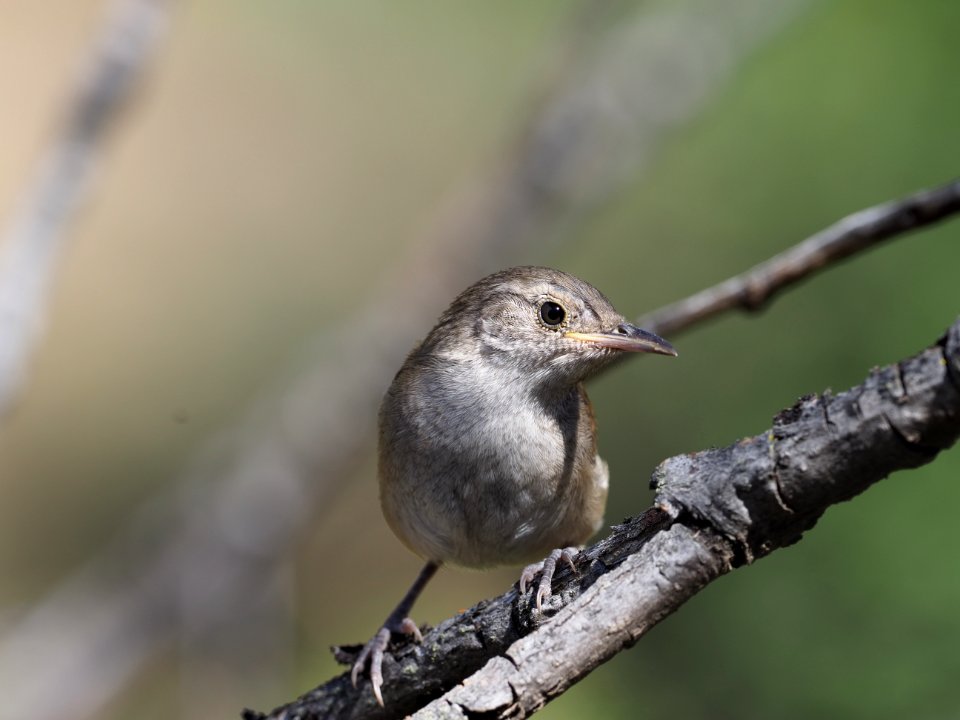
[637,179,960,337]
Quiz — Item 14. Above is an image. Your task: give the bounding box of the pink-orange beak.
[564,323,677,356]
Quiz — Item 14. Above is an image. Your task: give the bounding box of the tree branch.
[244,323,960,717]
[636,178,960,337]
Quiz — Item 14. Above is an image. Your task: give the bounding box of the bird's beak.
[564,323,678,356]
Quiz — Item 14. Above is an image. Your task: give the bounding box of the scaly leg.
[351,561,439,706]
[519,547,579,611]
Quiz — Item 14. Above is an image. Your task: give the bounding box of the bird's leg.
[519,547,579,611]
[351,560,439,706]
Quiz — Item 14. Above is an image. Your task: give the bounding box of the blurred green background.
[1,1,958,719]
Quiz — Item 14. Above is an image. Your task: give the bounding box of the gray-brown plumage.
[352,266,676,705]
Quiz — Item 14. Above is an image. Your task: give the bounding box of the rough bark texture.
[410,524,730,720]
[244,317,960,719]
[655,321,960,563]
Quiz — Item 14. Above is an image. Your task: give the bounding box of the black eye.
[539,301,566,326]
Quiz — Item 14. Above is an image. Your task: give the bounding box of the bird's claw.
[350,617,421,706]
[519,547,579,611]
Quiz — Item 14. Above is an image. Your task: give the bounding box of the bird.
[350,266,677,705]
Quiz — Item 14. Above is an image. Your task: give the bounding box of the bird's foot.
[350,616,422,706]
[519,546,579,611]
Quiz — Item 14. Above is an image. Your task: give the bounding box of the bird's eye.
[539,300,566,327]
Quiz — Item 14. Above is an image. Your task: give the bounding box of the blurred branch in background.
[246,186,960,719]
[0,1,810,719]
[0,0,171,417]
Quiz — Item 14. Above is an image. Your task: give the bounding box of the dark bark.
[244,317,960,719]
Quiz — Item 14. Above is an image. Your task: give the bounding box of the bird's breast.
[378,360,606,568]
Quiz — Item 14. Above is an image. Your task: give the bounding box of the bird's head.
[427,266,676,390]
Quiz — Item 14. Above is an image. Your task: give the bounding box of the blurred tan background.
[1,1,959,719]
